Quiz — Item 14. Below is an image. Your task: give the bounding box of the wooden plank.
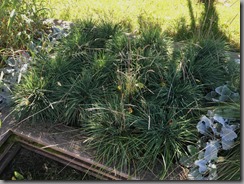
[0,143,21,174]
[0,130,138,180]
[16,136,132,180]
[20,143,110,180]
[12,128,138,180]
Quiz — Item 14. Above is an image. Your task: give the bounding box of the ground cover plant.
[11,17,240,179]
[180,84,240,180]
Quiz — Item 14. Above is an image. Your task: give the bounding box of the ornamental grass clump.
[11,18,238,179]
[180,39,231,89]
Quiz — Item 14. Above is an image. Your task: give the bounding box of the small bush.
[0,0,50,64]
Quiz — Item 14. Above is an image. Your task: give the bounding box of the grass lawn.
[43,0,240,51]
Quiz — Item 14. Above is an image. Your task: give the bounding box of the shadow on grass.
[165,0,238,51]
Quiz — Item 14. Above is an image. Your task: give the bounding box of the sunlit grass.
[215,0,240,50]
[43,0,202,31]
[43,0,240,51]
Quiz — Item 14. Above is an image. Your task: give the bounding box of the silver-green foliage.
[180,85,240,180]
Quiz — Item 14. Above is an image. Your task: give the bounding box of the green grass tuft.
[11,18,239,179]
